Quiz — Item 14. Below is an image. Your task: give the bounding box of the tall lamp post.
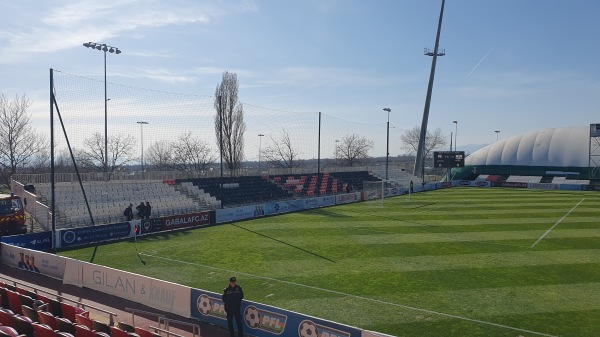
[495,130,500,141]
[137,121,148,179]
[452,120,458,151]
[383,108,391,180]
[258,134,264,171]
[83,42,121,174]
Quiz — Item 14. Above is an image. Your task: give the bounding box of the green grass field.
[60,187,600,337]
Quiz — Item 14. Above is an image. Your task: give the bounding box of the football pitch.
[60,187,600,337]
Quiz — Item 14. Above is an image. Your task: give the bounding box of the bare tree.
[0,93,48,188]
[261,129,303,168]
[79,132,136,172]
[214,71,246,170]
[400,126,447,158]
[335,134,374,167]
[145,141,173,171]
[171,132,217,173]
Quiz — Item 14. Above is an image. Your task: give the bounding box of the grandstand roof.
[466,126,590,167]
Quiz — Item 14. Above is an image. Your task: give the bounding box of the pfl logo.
[244,305,287,334]
[197,294,226,319]
[298,320,351,337]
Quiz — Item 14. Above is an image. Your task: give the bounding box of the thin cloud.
[0,1,249,64]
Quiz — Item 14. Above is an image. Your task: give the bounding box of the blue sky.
[1,0,599,159]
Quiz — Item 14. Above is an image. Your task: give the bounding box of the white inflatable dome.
[466,126,589,167]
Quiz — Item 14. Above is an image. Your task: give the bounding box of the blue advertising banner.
[1,231,53,251]
[264,196,336,216]
[264,200,305,215]
[58,222,132,248]
[190,289,362,337]
[217,204,265,223]
[559,184,583,191]
[138,218,163,234]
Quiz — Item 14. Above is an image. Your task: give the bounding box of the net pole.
[381,180,384,207]
[50,68,56,250]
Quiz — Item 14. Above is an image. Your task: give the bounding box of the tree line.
[0,72,446,189]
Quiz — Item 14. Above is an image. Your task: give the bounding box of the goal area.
[362,180,411,206]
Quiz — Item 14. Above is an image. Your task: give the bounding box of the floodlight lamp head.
[95,45,102,50]
[383,108,391,112]
[102,46,108,52]
[83,43,90,48]
[115,49,121,54]
[108,48,114,53]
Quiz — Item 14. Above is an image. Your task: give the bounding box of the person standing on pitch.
[222,276,244,337]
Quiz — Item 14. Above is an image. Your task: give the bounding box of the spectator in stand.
[136,202,146,219]
[123,204,133,221]
[144,201,152,219]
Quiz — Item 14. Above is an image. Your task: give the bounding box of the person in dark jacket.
[222,276,244,337]
[123,204,133,221]
[136,202,145,219]
[144,201,152,219]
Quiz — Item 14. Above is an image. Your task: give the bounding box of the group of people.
[123,202,152,221]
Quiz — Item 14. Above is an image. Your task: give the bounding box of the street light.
[495,130,500,141]
[383,108,391,180]
[452,120,458,151]
[137,121,148,178]
[258,134,264,171]
[83,42,121,174]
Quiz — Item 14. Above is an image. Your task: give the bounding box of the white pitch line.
[141,253,557,337]
[531,198,585,248]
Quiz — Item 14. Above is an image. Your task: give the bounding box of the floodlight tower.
[82,42,121,174]
[413,0,446,177]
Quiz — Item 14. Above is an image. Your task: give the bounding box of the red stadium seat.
[12,315,34,337]
[5,290,23,315]
[74,315,93,330]
[31,323,59,337]
[0,326,20,337]
[109,326,130,337]
[60,304,88,323]
[0,309,15,326]
[74,325,95,337]
[38,311,60,331]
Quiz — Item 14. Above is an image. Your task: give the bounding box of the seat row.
[0,283,159,337]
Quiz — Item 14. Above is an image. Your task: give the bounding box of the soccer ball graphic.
[197,295,212,315]
[244,306,261,328]
[298,320,318,337]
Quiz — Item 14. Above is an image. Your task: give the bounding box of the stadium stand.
[33,181,205,227]
[22,171,382,223]
[506,175,543,183]
[0,269,216,337]
[551,176,590,185]
[329,171,380,192]
[180,176,294,208]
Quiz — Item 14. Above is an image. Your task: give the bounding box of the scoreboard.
[434,151,465,168]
